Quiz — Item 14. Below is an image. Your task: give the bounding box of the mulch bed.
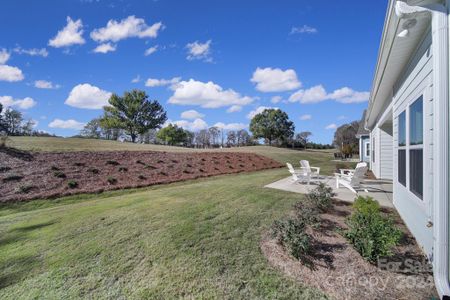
[0,147,282,203]
[261,200,439,299]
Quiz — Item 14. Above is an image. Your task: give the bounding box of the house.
[365,0,449,297]
[356,110,370,163]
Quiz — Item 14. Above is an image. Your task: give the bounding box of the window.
[398,149,406,186]
[365,142,370,157]
[397,96,424,200]
[398,111,406,146]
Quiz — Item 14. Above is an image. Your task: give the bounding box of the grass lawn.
[0,138,348,298]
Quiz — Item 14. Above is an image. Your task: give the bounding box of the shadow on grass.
[0,146,34,161]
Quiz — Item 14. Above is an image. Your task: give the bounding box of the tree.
[21,119,36,136]
[227,130,236,147]
[333,121,359,150]
[3,108,23,136]
[101,90,167,143]
[208,126,220,147]
[296,131,312,149]
[195,129,210,148]
[249,109,295,145]
[157,124,189,146]
[0,103,6,133]
[237,129,251,146]
[81,118,102,139]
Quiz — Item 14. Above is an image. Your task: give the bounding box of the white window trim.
[365,141,371,157]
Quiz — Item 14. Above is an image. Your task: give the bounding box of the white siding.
[392,28,433,255]
[379,128,393,179]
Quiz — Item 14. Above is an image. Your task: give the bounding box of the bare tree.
[227,130,237,147]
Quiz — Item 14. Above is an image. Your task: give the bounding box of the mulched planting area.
[0,147,282,202]
[261,200,439,300]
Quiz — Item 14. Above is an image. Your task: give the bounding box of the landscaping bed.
[261,199,438,299]
[0,147,282,202]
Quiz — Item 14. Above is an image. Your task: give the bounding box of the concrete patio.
[265,175,394,208]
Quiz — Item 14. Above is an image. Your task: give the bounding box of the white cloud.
[34,80,60,89]
[227,105,242,113]
[251,67,301,92]
[168,79,254,109]
[131,75,141,83]
[299,114,312,121]
[180,109,204,120]
[144,45,158,56]
[337,115,347,120]
[145,77,181,88]
[172,118,208,131]
[48,119,85,130]
[290,25,318,34]
[0,96,36,109]
[0,65,24,82]
[325,123,338,130]
[90,16,164,42]
[271,95,282,104]
[65,83,112,109]
[213,122,247,131]
[0,49,10,64]
[289,85,370,104]
[93,43,116,53]
[186,40,212,62]
[49,17,85,48]
[13,47,48,57]
[246,106,278,119]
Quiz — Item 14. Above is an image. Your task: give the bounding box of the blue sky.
[0,0,387,144]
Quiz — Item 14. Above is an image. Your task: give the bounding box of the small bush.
[138,175,146,180]
[67,180,78,189]
[107,176,117,185]
[118,167,128,172]
[157,160,164,163]
[345,196,402,263]
[106,160,120,166]
[87,168,100,174]
[183,170,191,174]
[271,217,311,260]
[0,166,11,173]
[50,165,60,171]
[144,165,157,170]
[3,174,23,182]
[136,160,146,165]
[73,162,85,167]
[159,171,167,176]
[17,184,35,194]
[306,183,336,211]
[293,202,321,229]
[53,171,66,178]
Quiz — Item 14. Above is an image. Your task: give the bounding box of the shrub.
[118,167,128,172]
[50,165,60,171]
[53,171,66,178]
[271,217,311,260]
[144,165,157,170]
[17,184,35,194]
[73,162,85,167]
[345,196,402,263]
[293,202,321,229]
[306,183,336,211]
[3,174,23,182]
[138,175,146,180]
[136,160,146,165]
[0,134,9,148]
[107,176,117,185]
[67,180,78,188]
[106,160,120,166]
[87,168,100,174]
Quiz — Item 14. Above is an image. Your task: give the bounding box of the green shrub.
[67,180,78,189]
[345,196,402,263]
[293,202,321,228]
[53,170,66,178]
[271,217,311,260]
[107,176,117,185]
[306,183,336,211]
[17,184,35,194]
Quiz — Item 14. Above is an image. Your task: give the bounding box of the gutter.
[396,1,450,298]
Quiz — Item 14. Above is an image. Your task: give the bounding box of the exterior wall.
[392,28,434,255]
[359,136,370,163]
[370,123,393,180]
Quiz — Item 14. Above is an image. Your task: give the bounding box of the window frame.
[365,141,370,158]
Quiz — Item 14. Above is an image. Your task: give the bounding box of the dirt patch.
[0,149,282,203]
[261,200,438,299]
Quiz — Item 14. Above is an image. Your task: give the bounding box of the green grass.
[0,137,346,298]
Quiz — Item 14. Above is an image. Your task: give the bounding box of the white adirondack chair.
[335,163,368,193]
[286,163,310,184]
[300,160,320,178]
[339,162,367,176]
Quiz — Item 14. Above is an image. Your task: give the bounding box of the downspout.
[395,1,450,298]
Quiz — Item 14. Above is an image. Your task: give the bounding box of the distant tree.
[101,90,167,143]
[21,119,36,136]
[184,130,195,147]
[333,121,359,151]
[249,109,295,145]
[0,103,6,133]
[81,118,102,139]
[140,129,158,144]
[208,126,220,147]
[236,129,251,146]
[296,131,312,149]
[227,130,236,147]
[195,129,210,148]
[157,124,189,146]
[3,108,23,136]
